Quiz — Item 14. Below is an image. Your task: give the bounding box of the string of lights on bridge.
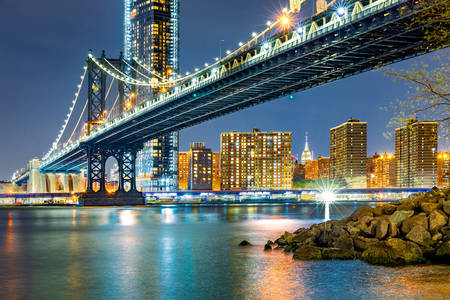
[41,0,353,164]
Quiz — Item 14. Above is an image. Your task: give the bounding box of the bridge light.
[226,50,231,54]
[263,43,270,50]
[239,42,243,47]
[280,15,290,26]
[267,21,272,26]
[282,7,288,13]
[204,63,209,67]
[297,26,304,33]
[195,68,199,71]
[337,6,347,16]
[251,32,257,37]
[289,94,295,100]
[186,72,190,75]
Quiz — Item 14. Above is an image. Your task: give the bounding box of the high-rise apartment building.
[178,152,189,190]
[125,0,180,191]
[305,160,319,180]
[220,129,292,190]
[330,119,367,188]
[374,153,396,188]
[395,120,438,187]
[318,156,330,179]
[188,143,213,190]
[212,152,221,191]
[437,152,449,187]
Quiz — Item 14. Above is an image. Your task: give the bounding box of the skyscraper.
[124,0,180,191]
[395,120,438,187]
[330,118,367,188]
[220,129,292,190]
[212,152,221,191]
[373,153,396,188]
[318,156,330,179]
[301,133,313,164]
[178,152,189,190]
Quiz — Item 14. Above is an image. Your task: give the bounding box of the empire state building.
[301,134,313,164]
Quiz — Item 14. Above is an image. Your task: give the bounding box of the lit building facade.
[188,143,213,190]
[301,134,313,164]
[212,152,221,191]
[220,129,292,190]
[318,156,330,179]
[330,119,367,188]
[437,152,449,187]
[374,153,396,188]
[395,120,438,187]
[178,152,189,190]
[125,0,180,191]
[305,160,319,180]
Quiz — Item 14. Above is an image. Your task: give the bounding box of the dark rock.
[420,202,441,215]
[322,248,356,260]
[432,233,443,242]
[388,221,400,238]
[373,206,384,217]
[385,238,424,264]
[354,236,379,251]
[293,245,322,260]
[441,226,450,242]
[429,210,448,233]
[239,240,252,246]
[361,242,396,265]
[274,237,288,246]
[443,200,450,215]
[332,233,354,251]
[436,241,450,261]
[264,240,274,250]
[374,218,389,240]
[382,204,397,215]
[405,225,432,247]
[350,206,374,222]
[284,244,295,253]
[389,210,414,225]
[401,213,428,234]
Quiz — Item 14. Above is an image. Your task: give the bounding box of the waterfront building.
[374,153,396,188]
[212,152,221,191]
[125,0,180,191]
[178,152,189,190]
[305,160,319,180]
[220,129,292,190]
[301,133,313,164]
[188,143,213,190]
[437,152,450,187]
[367,154,378,188]
[318,156,330,179]
[395,120,438,187]
[330,118,367,188]
[293,161,306,182]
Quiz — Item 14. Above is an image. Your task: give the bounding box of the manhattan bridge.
[12,0,445,205]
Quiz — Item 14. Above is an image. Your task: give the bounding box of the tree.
[383,0,450,138]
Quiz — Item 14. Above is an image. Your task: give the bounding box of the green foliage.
[293,179,318,189]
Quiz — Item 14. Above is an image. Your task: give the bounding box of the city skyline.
[0,0,448,180]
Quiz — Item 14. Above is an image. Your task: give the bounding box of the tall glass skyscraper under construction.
[124,0,180,191]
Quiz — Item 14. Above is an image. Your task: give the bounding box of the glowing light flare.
[320,191,336,203]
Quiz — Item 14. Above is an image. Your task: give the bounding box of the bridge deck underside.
[43,2,429,172]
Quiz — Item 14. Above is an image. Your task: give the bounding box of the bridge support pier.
[79,145,145,206]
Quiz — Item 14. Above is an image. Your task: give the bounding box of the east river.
[1,203,449,299]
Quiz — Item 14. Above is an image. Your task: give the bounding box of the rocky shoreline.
[266,187,450,266]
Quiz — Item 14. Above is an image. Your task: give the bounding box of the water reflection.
[0,205,449,299]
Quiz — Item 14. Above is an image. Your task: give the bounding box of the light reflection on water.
[0,204,449,299]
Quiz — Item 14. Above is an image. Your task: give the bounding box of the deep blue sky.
[0,0,443,180]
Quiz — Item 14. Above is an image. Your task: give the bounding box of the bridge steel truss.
[33,0,442,196]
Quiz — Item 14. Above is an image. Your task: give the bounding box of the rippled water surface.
[1,204,449,299]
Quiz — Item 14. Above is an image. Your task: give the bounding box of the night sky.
[0,0,444,180]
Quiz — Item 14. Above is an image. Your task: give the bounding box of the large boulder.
[283,231,295,244]
[441,226,450,242]
[405,225,432,247]
[374,218,389,240]
[361,238,424,266]
[361,242,396,265]
[332,233,354,250]
[382,204,397,215]
[429,210,448,233]
[293,245,322,260]
[389,210,414,225]
[388,221,400,238]
[420,202,441,215]
[322,248,355,260]
[350,206,373,222]
[401,213,428,234]
[354,236,379,251]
